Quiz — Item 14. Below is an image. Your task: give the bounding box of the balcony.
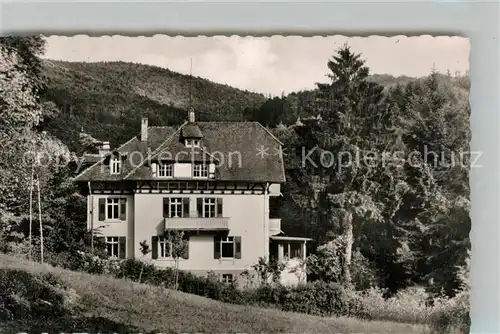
[269,218,282,236]
[164,217,229,231]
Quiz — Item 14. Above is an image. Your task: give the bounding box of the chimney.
[99,141,110,156]
[141,117,148,141]
[188,108,195,123]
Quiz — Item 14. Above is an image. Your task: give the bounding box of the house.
[74,110,311,286]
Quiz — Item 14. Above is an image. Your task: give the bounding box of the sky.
[43,35,469,96]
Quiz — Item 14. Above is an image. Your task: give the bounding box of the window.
[185,139,200,148]
[193,163,208,178]
[110,156,121,174]
[221,274,233,284]
[99,198,126,221]
[106,198,119,219]
[163,197,189,218]
[158,236,172,258]
[214,236,241,259]
[221,237,234,258]
[105,198,126,220]
[158,163,173,177]
[169,198,182,218]
[106,237,120,257]
[203,198,216,218]
[154,234,189,260]
[197,198,222,218]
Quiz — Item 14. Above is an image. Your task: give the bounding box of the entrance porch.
[269,235,312,286]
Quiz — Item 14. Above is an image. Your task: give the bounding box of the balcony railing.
[164,217,229,231]
[269,218,281,235]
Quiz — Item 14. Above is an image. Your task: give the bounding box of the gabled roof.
[73,126,177,182]
[148,126,178,150]
[74,122,285,183]
[73,136,144,182]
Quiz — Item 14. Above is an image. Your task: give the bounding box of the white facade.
[85,180,311,286]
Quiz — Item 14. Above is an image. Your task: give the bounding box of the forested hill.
[41,60,267,152]
[40,59,469,153]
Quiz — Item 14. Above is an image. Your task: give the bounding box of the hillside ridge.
[40,59,468,154]
[0,253,428,333]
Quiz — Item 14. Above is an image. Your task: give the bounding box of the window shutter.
[163,198,169,218]
[235,236,242,259]
[119,237,126,259]
[181,237,189,259]
[182,198,190,217]
[152,163,158,177]
[214,236,221,259]
[197,198,203,217]
[152,236,158,259]
[209,163,215,174]
[119,198,127,220]
[216,198,223,217]
[209,163,215,179]
[98,198,106,221]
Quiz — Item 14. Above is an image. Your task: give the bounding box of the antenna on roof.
[189,58,193,109]
[188,58,195,123]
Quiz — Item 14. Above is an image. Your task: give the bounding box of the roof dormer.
[103,150,127,175]
[181,109,203,148]
[110,155,121,175]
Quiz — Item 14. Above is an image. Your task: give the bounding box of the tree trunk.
[174,258,179,290]
[342,211,353,287]
[28,156,34,260]
[138,264,144,284]
[36,176,44,264]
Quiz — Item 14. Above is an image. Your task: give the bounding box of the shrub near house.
[58,251,468,333]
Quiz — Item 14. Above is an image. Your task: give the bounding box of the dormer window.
[193,163,208,178]
[158,163,173,178]
[185,139,200,148]
[110,156,121,174]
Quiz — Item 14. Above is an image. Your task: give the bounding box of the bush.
[350,249,379,291]
[69,254,355,317]
[49,250,471,331]
[350,285,470,332]
[251,284,288,306]
[251,257,285,285]
[306,241,343,283]
[282,281,352,316]
[68,250,121,275]
[45,251,73,269]
[0,269,78,321]
[428,290,470,333]
[354,286,431,323]
[428,253,470,333]
[248,281,353,317]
